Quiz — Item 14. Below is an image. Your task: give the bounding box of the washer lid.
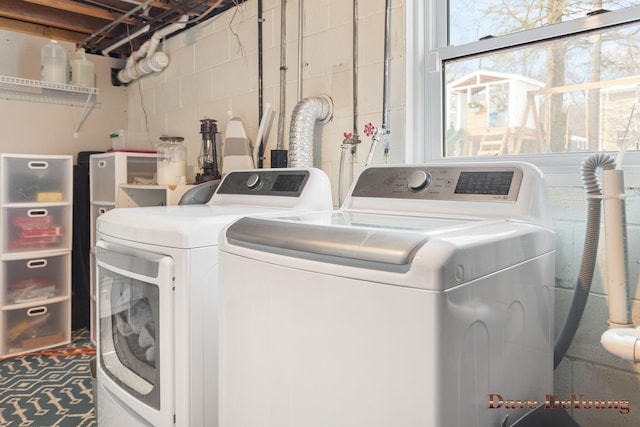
[97,204,286,248]
[224,211,555,288]
[225,211,491,273]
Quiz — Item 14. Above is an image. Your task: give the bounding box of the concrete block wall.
[127,0,406,206]
[550,186,640,425]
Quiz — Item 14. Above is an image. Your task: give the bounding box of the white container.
[70,48,95,87]
[157,137,187,186]
[41,40,67,84]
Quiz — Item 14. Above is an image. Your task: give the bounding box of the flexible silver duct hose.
[554,153,615,369]
[289,96,333,167]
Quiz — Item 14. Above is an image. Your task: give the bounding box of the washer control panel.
[351,165,524,202]
[217,170,310,197]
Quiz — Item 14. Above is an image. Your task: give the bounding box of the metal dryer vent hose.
[289,95,333,167]
[553,153,615,369]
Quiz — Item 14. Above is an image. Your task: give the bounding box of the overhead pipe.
[116,15,189,84]
[289,96,333,167]
[83,0,155,46]
[102,24,151,56]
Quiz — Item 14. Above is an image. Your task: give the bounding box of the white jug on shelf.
[70,48,95,88]
[41,40,67,84]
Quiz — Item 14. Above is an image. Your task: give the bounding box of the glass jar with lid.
[157,136,187,186]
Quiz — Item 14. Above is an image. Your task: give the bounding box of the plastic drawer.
[90,155,117,202]
[90,203,114,248]
[3,205,72,253]
[3,300,70,356]
[90,153,157,202]
[1,154,72,204]
[2,253,71,306]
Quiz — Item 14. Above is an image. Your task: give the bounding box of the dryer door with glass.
[95,240,175,426]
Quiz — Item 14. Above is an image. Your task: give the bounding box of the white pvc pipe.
[116,15,188,84]
[102,25,151,56]
[602,168,633,328]
[117,51,169,84]
[146,15,189,56]
[601,327,640,363]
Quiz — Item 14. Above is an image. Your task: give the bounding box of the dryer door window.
[96,243,174,411]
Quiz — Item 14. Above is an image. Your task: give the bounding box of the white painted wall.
[0,30,128,160]
[125,0,405,204]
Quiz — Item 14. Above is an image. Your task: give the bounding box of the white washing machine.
[94,168,332,427]
[219,162,556,427]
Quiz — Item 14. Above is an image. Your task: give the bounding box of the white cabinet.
[117,183,195,208]
[0,154,73,357]
[89,152,157,343]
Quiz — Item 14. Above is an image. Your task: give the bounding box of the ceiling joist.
[0,0,241,57]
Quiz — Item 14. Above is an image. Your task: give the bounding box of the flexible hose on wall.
[553,153,615,369]
[289,96,333,167]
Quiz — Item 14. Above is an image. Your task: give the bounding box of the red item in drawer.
[18,225,64,238]
[9,235,61,250]
[12,216,55,226]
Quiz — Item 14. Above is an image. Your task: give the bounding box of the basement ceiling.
[0,0,242,57]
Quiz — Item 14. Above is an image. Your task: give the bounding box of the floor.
[0,329,96,426]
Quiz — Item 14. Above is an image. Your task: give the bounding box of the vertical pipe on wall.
[257,0,264,167]
[352,0,359,138]
[276,0,288,152]
[381,0,392,156]
[297,0,304,102]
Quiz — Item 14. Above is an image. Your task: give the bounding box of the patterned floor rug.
[0,329,96,427]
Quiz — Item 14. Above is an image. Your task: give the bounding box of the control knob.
[246,173,261,189]
[407,170,431,191]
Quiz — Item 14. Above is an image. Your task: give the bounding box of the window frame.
[407,2,640,186]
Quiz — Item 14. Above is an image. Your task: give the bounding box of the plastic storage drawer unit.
[3,300,70,356]
[2,253,71,305]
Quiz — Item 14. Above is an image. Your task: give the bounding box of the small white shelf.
[0,75,99,134]
[118,184,195,208]
[0,75,97,99]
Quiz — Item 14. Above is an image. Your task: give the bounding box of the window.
[409,2,640,182]
[448,1,636,46]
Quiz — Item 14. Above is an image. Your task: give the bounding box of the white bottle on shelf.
[41,40,68,84]
[70,48,95,87]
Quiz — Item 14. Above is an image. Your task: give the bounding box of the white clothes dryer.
[94,168,332,427]
[219,162,555,427]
